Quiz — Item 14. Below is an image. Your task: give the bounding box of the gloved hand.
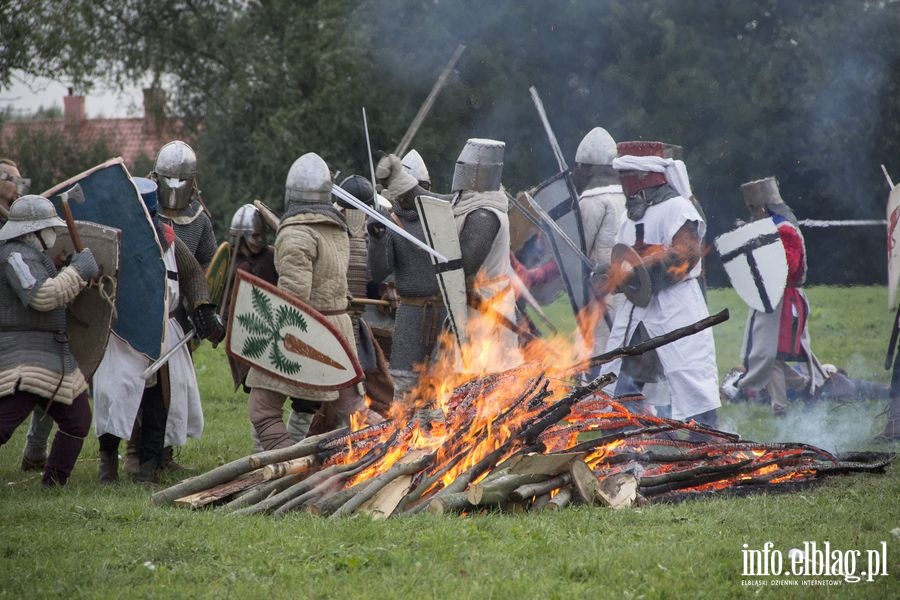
[375,154,403,182]
[70,248,100,281]
[366,216,387,238]
[375,154,417,203]
[193,304,225,343]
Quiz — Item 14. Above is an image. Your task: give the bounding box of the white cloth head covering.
[611,155,693,200]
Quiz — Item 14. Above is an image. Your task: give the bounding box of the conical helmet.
[284,152,332,208]
[402,149,430,186]
[574,127,617,166]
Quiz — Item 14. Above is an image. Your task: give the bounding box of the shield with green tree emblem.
[226,271,363,389]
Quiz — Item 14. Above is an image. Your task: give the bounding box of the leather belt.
[398,295,444,308]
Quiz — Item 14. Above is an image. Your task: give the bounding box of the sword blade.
[529,86,567,172]
[362,107,379,205]
[142,329,195,380]
[331,185,449,263]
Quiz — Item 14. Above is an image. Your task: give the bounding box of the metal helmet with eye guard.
[153,140,198,210]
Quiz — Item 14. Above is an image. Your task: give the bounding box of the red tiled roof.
[1,116,189,169]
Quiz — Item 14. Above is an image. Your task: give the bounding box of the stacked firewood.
[151,310,893,516]
[152,374,893,517]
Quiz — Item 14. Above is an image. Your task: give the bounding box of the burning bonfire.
[152,303,893,517]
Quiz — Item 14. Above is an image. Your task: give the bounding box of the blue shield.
[45,158,166,360]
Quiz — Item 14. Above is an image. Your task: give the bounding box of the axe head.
[58,183,85,205]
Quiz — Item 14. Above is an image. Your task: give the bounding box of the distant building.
[1,88,188,170]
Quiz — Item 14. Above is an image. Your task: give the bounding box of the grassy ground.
[0,287,897,599]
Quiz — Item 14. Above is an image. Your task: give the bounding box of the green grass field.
[0,287,897,599]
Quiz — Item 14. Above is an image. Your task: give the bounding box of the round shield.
[47,221,121,378]
[205,241,232,307]
[610,243,651,308]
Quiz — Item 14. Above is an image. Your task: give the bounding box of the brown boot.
[98,450,119,484]
[124,437,140,476]
[21,447,47,472]
[161,446,194,473]
[131,457,160,484]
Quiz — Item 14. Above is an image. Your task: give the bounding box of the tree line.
[3,0,898,285]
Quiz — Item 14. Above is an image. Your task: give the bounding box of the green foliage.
[4,1,899,283]
[240,334,269,360]
[236,311,269,337]
[275,304,308,333]
[237,284,304,375]
[0,122,116,193]
[249,286,274,326]
[269,340,301,376]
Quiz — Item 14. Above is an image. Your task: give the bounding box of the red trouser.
[0,389,91,486]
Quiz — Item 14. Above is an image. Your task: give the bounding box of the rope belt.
[318,308,348,316]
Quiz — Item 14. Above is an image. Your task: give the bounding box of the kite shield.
[888,186,900,309]
[226,271,363,390]
[715,219,788,313]
[45,158,166,360]
[414,194,468,348]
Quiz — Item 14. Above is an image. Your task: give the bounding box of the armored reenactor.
[224,204,278,391]
[602,141,719,426]
[151,140,217,269]
[94,178,222,483]
[246,153,366,449]
[0,160,57,472]
[142,140,218,472]
[335,176,393,416]
[450,138,522,370]
[0,159,29,223]
[728,177,826,416]
[368,160,449,401]
[572,128,627,355]
[0,195,99,486]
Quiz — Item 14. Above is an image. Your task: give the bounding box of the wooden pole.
[394,44,467,157]
[564,309,730,374]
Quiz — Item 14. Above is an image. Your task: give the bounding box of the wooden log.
[508,452,584,476]
[262,456,314,481]
[394,452,466,513]
[466,473,548,506]
[330,452,434,519]
[358,474,414,520]
[174,470,265,509]
[427,492,472,515]
[412,441,517,514]
[524,373,617,444]
[545,486,572,511]
[530,493,552,511]
[567,309,730,373]
[152,432,333,506]
[230,461,359,516]
[222,473,305,510]
[510,473,572,502]
[596,472,638,509]
[302,477,368,516]
[569,459,602,505]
